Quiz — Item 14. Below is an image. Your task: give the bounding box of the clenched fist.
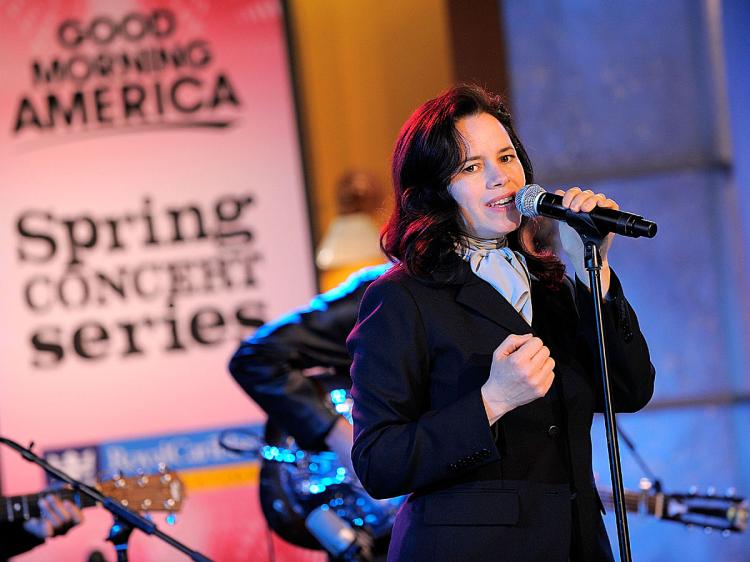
[480,333,555,425]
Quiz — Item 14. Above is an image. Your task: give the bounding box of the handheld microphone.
[515,184,657,238]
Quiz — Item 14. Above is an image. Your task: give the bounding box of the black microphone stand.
[0,436,212,562]
[567,213,632,562]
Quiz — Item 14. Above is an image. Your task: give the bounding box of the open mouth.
[486,195,515,208]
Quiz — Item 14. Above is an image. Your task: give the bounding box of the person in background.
[347,84,655,561]
[1,494,82,560]
[229,264,389,489]
[316,170,386,290]
[229,264,389,560]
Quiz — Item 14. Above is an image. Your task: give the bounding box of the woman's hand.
[481,333,556,424]
[555,187,619,295]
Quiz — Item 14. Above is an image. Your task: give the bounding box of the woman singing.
[347,84,655,561]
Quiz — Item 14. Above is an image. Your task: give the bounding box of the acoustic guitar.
[0,466,184,524]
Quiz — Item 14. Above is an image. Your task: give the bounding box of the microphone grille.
[515,184,545,218]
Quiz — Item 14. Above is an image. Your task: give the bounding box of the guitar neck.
[0,488,97,523]
[598,487,749,534]
[598,488,659,516]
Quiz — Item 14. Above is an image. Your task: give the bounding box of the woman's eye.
[500,154,515,163]
[463,163,479,173]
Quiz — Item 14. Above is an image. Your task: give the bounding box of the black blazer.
[348,256,654,562]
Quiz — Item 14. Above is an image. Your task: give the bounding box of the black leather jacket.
[1,521,44,561]
[228,264,390,449]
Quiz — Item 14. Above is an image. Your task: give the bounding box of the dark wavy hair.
[381,83,565,287]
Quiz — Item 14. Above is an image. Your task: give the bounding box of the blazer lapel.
[455,268,535,335]
[426,253,534,334]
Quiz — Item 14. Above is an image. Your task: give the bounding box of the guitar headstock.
[659,489,748,534]
[97,466,184,514]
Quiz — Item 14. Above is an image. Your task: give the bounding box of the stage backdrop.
[0,1,321,560]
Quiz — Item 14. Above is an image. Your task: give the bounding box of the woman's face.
[448,112,526,239]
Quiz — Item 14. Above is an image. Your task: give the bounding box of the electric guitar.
[0,466,184,524]
[253,420,405,550]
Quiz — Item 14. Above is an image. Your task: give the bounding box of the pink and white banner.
[0,1,318,560]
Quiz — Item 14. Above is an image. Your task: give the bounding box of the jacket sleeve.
[348,278,499,500]
[574,270,655,413]
[0,521,45,559]
[228,267,384,449]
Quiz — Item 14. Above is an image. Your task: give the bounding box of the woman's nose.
[487,163,508,189]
